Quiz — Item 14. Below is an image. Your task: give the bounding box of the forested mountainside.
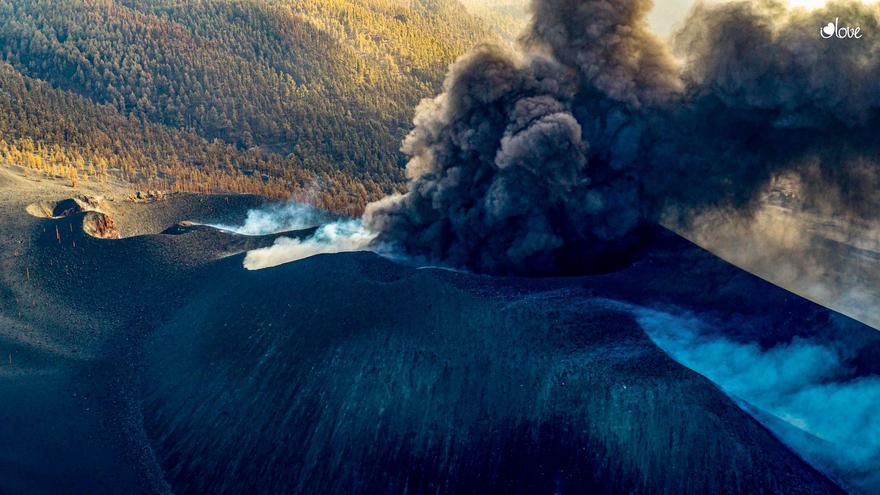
[0,0,492,212]
[459,0,528,43]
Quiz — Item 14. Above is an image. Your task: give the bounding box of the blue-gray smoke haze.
[631,302,880,493]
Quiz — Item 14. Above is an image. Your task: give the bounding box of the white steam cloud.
[243,220,376,270]
[211,202,331,235]
[210,202,378,270]
[628,302,880,494]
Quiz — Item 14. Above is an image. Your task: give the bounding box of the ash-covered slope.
[0,171,874,494]
[138,247,852,495]
[0,171,305,493]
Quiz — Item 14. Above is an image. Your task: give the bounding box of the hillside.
[0,0,494,209]
[459,0,528,43]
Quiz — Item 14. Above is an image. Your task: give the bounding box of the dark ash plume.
[655,0,880,218]
[366,0,880,276]
[524,0,682,107]
[364,44,652,275]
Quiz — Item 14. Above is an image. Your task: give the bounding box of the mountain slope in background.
[0,0,493,208]
[459,0,528,43]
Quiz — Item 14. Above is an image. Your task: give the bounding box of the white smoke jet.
[243,220,377,270]
[208,202,379,270]
[212,202,331,235]
[629,303,880,494]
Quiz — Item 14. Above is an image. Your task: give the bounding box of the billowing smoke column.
[364,0,679,276]
[365,47,648,275]
[365,0,880,276]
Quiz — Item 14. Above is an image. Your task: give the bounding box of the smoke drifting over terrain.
[244,220,376,270]
[210,203,376,270]
[635,303,880,493]
[365,0,880,275]
[212,203,332,235]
